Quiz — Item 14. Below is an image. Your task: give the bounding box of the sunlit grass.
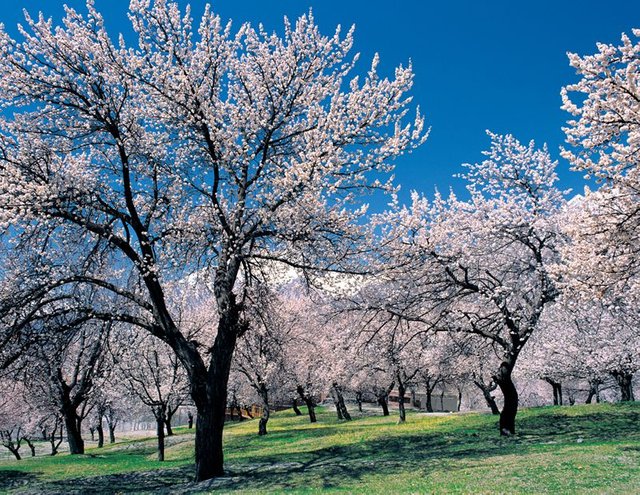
[1,402,638,494]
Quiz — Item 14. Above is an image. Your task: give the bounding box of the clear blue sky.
[3,1,640,202]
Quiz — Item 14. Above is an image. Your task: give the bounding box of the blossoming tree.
[0,0,425,479]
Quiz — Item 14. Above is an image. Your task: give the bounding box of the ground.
[0,402,638,494]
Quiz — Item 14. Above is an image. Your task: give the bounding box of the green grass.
[1,403,639,494]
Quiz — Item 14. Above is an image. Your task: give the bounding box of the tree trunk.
[24,438,36,457]
[258,385,270,436]
[333,392,344,420]
[96,416,104,448]
[544,378,563,406]
[474,377,502,415]
[612,371,635,402]
[192,306,239,482]
[557,383,563,405]
[397,382,406,423]
[155,409,165,462]
[108,424,116,444]
[165,416,174,437]
[47,423,63,456]
[332,383,351,421]
[49,433,58,456]
[355,392,363,413]
[586,381,600,404]
[258,408,270,436]
[292,399,302,416]
[63,413,84,455]
[495,364,518,436]
[5,445,21,460]
[377,393,390,416]
[187,412,194,429]
[425,388,434,413]
[485,394,500,415]
[297,385,317,423]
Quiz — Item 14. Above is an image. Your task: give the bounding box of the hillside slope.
[1,403,638,494]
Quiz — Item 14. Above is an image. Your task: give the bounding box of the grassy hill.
[1,402,638,494]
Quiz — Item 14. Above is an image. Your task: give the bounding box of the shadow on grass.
[10,404,640,494]
[0,470,40,491]
[16,466,194,495]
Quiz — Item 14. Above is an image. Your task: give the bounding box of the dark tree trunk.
[5,445,21,460]
[108,424,116,444]
[425,388,434,413]
[422,376,438,412]
[192,306,240,482]
[456,387,463,412]
[194,403,221,478]
[96,416,104,448]
[155,409,165,462]
[45,423,64,456]
[557,383,563,405]
[495,364,518,436]
[544,378,563,406]
[89,427,95,442]
[165,416,174,437]
[612,371,635,402]
[397,382,407,423]
[377,393,390,416]
[485,394,500,415]
[23,438,36,457]
[474,377,502,415]
[141,259,242,482]
[63,413,84,455]
[292,399,302,416]
[355,392,363,412]
[258,408,270,435]
[297,385,317,423]
[49,438,59,456]
[333,393,344,420]
[306,401,317,423]
[258,385,270,436]
[586,381,600,404]
[187,412,194,429]
[332,383,351,421]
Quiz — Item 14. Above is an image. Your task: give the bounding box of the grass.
[0,402,639,494]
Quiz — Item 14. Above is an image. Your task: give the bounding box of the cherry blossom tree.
[527,295,639,403]
[280,296,329,424]
[232,285,290,435]
[0,0,425,479]
[366,132,566,434]
[561,28,640,300]
[0,381,29,460]
[115,329,190,461]
[15,318,111,455]
[352,314,422,422]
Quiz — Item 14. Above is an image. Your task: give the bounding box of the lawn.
[0,402,638,494]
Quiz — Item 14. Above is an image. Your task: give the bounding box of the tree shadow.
[11,405,639,494]
[23,466,194,495]
[0,470,40,492]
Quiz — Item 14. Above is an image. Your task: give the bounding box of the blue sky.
[3,1,640,202]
